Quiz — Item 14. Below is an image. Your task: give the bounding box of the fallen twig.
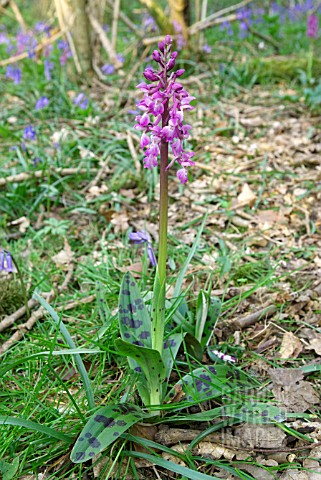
[88,14,122,68]
[0,30,63,67]
[0,167,96,187]
[111,0,120,51]
[189,0,252,34]
[106,0,143,37]
[234,304,278,329]
[9,0,26,30]
[0,293,95,356]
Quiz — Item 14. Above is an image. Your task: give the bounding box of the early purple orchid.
[134,35,194,184]
[307,14,318,38]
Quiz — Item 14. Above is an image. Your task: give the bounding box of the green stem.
[158,138,169,286]
[151,100,169,357]
[11,255,30,319]
[307,41,314,84]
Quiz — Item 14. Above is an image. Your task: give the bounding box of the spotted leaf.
[166,365,253,403]
[223,402,286,424]
[118,272,151,348]
[71,403,151,463]
[172,402,286,424]
[162,333,184,379]
[184,333,203,361]
[118,273,152,403]
[115,339,166,403]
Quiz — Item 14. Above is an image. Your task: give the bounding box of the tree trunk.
[168,0,190,42]
[54,0,92,74]
[138,0,173,35]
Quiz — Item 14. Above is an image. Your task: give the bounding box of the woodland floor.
[1,75,321,480]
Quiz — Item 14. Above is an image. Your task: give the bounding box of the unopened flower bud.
[175,69,185,77]
[158,40,165,52]
[152,50,162,63]
[143,68,158,81]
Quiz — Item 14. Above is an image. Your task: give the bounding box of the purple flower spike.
[134,35,194,183]
[129,230,157,267]
[0,250,15,273]
[35,96,49,110]
[307,14,318,38]
[23,125,36,141]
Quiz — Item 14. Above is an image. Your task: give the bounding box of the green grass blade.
[173,214,207,299]
[127,451,222,480]
[33,292,95,411]
[0,416,73,443]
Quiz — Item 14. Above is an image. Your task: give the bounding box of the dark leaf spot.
[139,331,150,339]
[94,415,115,428]
[116,420,127,426]
[88,436,101,448]
[75,452,86,461]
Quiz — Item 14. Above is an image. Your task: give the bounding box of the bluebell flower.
[6,65,21,84]
[44,59,54,81]
[101,64,115,75]
[0,32,10,45]
[128,230,157,267]
[74,93,88,109]
[0,250,15,273]
[23,125,36,141]
[33,157,42,166]
[203,44,211,53]
[220,20,233,36]
[116,53,125,64]
[35,96,49,110]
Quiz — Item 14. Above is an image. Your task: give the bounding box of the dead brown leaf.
[237,424,286,449]
[279,331,302,359]
[10,216,30,233]
[279,470,310,480]
[51,239,74,268]
[234,183,257,208]
[268,368,319,412]
[306,335,321,356]
[110,211,129,233]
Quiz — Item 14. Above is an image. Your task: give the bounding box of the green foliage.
[115,338,166,405]
[0,458,19,480]
[166,364,252,403]
[304,81,321,111]
[33,218,71,239]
